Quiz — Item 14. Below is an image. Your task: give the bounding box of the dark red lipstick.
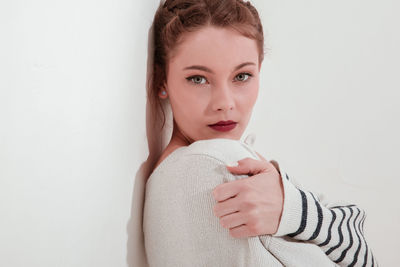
[208,120,237,132]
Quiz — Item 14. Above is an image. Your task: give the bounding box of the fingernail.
[227,161,238,167]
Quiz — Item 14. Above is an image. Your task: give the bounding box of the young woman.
[143,0,377,266]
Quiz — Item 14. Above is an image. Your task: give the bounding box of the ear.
[158,83,168,98]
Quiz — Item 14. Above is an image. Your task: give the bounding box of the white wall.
[1,0,398,266]
[250,1,399,266]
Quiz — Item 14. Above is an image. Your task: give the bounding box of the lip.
[209,120,237,126]
[208,120,237,132]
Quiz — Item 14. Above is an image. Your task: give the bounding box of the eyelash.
[185,72,253,85]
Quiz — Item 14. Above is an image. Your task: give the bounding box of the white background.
[1,0,398,266]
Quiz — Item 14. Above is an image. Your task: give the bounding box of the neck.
[170,119,193,147]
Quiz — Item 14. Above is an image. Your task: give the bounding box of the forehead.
[169,26,259,70]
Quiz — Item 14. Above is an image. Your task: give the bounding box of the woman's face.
[160,25,260,144]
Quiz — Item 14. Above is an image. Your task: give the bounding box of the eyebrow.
[183,62,256,73]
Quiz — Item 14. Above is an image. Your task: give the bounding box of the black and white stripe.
[284,173,377,267]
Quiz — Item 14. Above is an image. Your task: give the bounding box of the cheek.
[238,82,259,108]
[178,99,204,116]
[170,87,207,118]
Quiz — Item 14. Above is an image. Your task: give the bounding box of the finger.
[226,157,269,175]
[212,180,243,202]
[269,159,281,174]
[229,224,253,238]
[219,211,246,229]
[213,196,240,217]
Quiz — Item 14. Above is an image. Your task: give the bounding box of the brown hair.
[147,0,265,130]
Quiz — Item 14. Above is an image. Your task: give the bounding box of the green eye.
[235,73,252,82]
[187,75,207,84]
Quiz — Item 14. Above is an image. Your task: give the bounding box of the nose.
[211,83,235,111]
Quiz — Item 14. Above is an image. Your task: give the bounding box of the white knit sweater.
[143,137,376,267]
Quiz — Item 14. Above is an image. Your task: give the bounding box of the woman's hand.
[211,153,284,238]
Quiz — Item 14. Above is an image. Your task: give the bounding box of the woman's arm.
[271,160,378,267]
[144,153,272,266]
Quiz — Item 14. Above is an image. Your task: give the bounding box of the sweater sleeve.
[270,160,378,267]
[144,153,277,266]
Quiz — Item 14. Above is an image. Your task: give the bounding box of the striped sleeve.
[270,160,378,267]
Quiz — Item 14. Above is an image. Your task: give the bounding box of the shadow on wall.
[125,14,173,267]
